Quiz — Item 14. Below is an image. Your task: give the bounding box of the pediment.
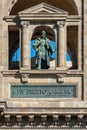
[18,2,68,14]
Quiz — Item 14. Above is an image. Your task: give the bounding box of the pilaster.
[2,21,8,70]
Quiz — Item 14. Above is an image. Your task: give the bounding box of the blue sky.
[12,40,71,61]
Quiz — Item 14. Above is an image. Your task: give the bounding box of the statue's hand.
[52,50,55,53]
[36,48,38,51]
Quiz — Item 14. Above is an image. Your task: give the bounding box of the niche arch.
[31,25,56,70]
[9,0,79,15]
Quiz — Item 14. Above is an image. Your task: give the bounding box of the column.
[78,22,82,70]
[53,24,58,69]
[21,21,30,69]
[57,22,66,69]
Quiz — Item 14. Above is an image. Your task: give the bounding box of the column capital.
[21,21,30,28]
[57,21,66,27]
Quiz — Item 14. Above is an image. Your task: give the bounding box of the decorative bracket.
[78,115,84,125]
[28,115,34,122]
[4,115,10,123]
[16,115,22,123]
[21,74,29,83]
[57,74,66,83]
[53,114,59,121]
[65,115,71,125]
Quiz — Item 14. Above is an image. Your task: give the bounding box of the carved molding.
[28,115,34,122]
[53,115,59,121]
[1,70,84,77]
[16,115,22,123]
[21,21,30,28]
[65,115,71,122]
[57,21,66,27]
[78,115,84,123]
[0,114,86,129]
[41,115,47,122]
[4,115,10,123]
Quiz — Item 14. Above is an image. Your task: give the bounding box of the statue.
[33,31,54,69]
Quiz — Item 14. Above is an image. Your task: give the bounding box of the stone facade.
[0,0,86,129]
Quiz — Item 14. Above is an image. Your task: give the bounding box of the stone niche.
[3,1,83,110]
[0,2,84,130]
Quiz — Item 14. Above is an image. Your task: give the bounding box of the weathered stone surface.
[0,0,87,129]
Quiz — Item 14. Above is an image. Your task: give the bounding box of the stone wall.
[84,0,87,100]
[0,0,87,129]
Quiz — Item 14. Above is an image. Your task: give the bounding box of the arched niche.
[31,25,56,70]
[32,25,55,41]
[6,1,81,70]
[9,0,78,15]
[8,24,78,70]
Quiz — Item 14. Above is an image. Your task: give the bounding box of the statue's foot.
[37,67,41,70]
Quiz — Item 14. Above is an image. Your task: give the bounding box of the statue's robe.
[33,37,54,69]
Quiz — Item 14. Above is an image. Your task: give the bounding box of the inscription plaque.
[11,85,76,98]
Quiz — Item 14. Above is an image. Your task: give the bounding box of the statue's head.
[41,31,46,38]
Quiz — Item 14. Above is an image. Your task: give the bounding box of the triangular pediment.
[18,2,68,14]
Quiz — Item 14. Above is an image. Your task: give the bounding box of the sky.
[12,40,71,62]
